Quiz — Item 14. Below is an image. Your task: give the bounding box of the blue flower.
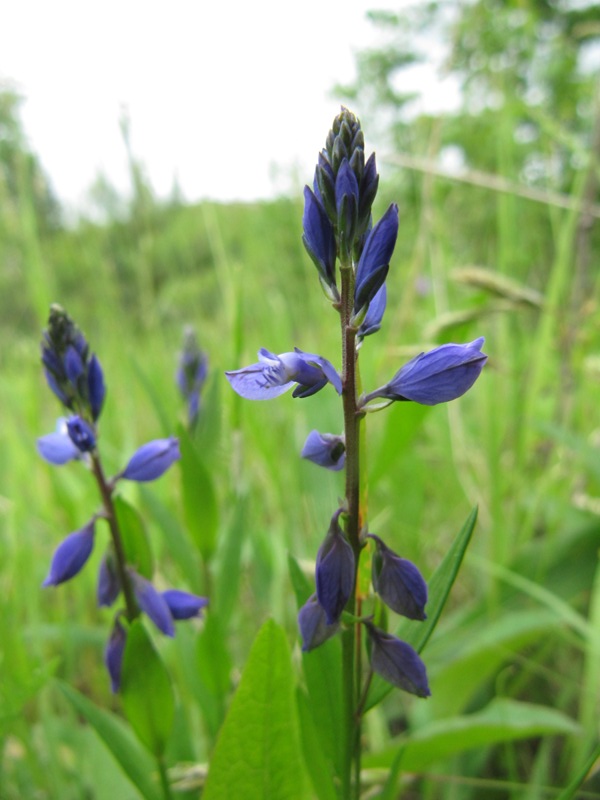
[226,348,341,400]
[298,593,340,651]
[365,622,430,697]
[354,204,398,315]
[177,327,209,426]
[363,338,487,407]
[358,283,386,340]
[105,617,127,693]
[357,152,379,238]
[316,509,355,625]
[97,554,121,607]
[66,415,96,452]
[129,570,175,637]
[301,430,345,471]
[368,534,427,620]
[335,158,359,260]
[37,418,81,465]
[120,437,181,482]
[302,187,337,297]
[42,520,96,586]
[162,589,208,620]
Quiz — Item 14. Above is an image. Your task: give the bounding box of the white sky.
[1,0,449,211]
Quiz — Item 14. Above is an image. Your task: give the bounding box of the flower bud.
[162,589,208,620]
[129,570,175,636]
[316,510,355,625]
[42,520,96,586]
[120,437,181,482]
[368,534,427,620]
[301,430,345,471]
[363,338,487,407]
[365,622,430,698]
[105,617,127,693]
[298,594,340,651]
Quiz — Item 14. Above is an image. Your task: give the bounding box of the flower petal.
[37,430,80,465]
[301,430,345,471]
[366,623,430,697]
[121,437,181,482]
[130,571,175,636]
[105,617,127,693]
[316,510,355,625]
[162,589,209,620]
[42,520,96,586]
[298,594,340,651]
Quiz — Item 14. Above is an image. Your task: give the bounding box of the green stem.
[157,755,174,800]
[90,452,138,621]
[339,261,363,800]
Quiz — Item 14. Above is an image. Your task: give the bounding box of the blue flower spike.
[365,622,430,698]
[105,616,127,693]
[42,519,96,586]
[162,589,209,620]
[225,348,341,401]
[120,437,181,482]
[129,570,175,637]
[316,509,355,625]
[363,338,487,408]
[301,430,346,471]
[177,326,209,426]
[368,534,427,620]
[298,593,340,652]
[41,305,105,421]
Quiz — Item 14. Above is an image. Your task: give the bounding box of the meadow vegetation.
[2,2,600,796]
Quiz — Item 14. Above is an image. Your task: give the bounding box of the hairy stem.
[340,261,363,800]
[90,452,138,621]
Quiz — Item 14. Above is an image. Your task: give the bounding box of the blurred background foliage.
[2,0,600,797]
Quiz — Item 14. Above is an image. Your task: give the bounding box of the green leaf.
[121,620,175,758]
[57,680,162,800]
[178,424,219,563]
[203,619,308,800]
[366,506,477,711]
[213,492,247,626]
[113,495,153,579]
[296,688,338,800]
[365,698,579,773]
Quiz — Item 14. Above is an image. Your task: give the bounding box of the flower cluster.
[38,306,207,691]
[226,108,487,698]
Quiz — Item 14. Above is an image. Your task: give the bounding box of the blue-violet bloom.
[37,418,81,465]
[42,519,96,586]
[316,509,355,625]
[177,326,209,426]
[66,415,96,453]
[358,283,386,340]
[302,187,337,296]
[162,590,209,620]
[335,158,359,258]
[298,593,340,651]
[365,622,430,698]
[369,534,427,620]
[301,430,345,471]
[105,617,127,693]
[129,570,175,637]
[120,437,181,482]
[97,555,121,607]
[354,203,398,315]
[363,338,487,407]
[226,348,342,401]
